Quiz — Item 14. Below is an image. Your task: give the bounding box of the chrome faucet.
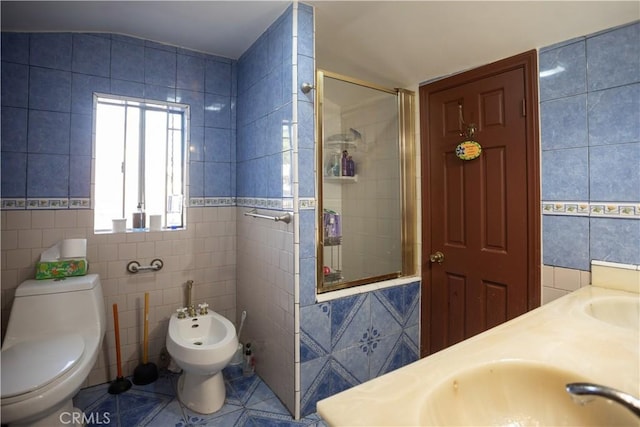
[566,382,640,418]
[186,280,196,317]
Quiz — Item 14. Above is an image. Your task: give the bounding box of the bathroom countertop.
[316,285,640,426]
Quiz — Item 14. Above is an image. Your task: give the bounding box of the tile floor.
[73,366,326,427]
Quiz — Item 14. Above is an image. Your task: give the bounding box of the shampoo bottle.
[346,156,355,177]
[341,150,348,176]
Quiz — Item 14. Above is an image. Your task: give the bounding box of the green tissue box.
[36,259,87,280]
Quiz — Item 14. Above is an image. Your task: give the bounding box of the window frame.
[92,94,190,233]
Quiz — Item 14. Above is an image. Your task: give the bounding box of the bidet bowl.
[166,311,238,375]
[419,360,638,426]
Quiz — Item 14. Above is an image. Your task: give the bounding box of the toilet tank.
[4,274,106,341]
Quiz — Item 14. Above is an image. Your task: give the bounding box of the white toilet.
[1,274,106,426]
[166,309,238,414]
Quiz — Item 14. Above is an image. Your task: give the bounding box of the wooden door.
[420,51,541,356]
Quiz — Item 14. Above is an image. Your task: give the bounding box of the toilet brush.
[108,303,132,394]
[133,292,158,385]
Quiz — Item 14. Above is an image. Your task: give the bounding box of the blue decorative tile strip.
[542,201,640,219]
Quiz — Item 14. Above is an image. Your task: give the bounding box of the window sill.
[94,227,184,234]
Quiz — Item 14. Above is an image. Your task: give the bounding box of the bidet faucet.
[566,382,640,418]
[186,280,196,317]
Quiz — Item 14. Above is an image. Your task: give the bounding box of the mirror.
[317,70,416,292]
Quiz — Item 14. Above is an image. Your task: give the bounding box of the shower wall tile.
[29,67,72,112]
[204,162,232,197]
[29,33,72,70]
[27,110,70,155]
[590,142,640,202]
[204,127,232,162]
[538,39,586,102]
[297,3,315,58]
[590,218,640,265]
[177,89,204,126]
[204,93,232,129]
[72,34,111,77]
[71,73,110,115]
[540,95,587,151]
[70,114,92,156]
[205,58,232,96]
[110,79,144,98]
[586,22,640,91]
[189,161,204,198]
[69,156,91,198]
[298,148,315,198]
[1,107,27,153]
[1,62,29,107]
[542,215,590,271]
[587,84,640,146]
[1,33,29,64]
[189,126,205,162]
[144,84,176,103]
[144,47,176,87]
[1,153,27,197]
[110,40,145,82]
[541,148,588,201]
[177,54,205,92]
[540,22,639,271]
[27,153,69,198]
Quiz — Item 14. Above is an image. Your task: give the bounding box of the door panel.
[421,51,541,356]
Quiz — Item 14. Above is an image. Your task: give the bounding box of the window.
[93,95,188,232]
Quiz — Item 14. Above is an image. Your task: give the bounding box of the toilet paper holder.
[126,259,164,274]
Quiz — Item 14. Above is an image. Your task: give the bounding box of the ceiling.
[2,1,638,88]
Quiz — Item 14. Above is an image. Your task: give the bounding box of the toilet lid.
[1,334,85,398]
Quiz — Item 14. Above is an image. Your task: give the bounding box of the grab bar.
[126,259,164,274]
[244,208,292,224]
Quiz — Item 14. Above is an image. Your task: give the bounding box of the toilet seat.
[1,334,85,399]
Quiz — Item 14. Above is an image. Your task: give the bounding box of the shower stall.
[316,70,416,292]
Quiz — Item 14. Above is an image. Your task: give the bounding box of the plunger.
[132,292,158,385]
[108,303,132,394]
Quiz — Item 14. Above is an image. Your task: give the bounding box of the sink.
[583,296,640,330]
[420,360,638,426]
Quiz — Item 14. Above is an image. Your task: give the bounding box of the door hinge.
[522,99,526,117]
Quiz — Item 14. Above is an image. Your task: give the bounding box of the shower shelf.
[324,175,358,183]
[325,140,358,150]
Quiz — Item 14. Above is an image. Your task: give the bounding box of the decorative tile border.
[299,198,316,210]
[543,201,640,219]
[2,198,91,210]
[3,196,314,212]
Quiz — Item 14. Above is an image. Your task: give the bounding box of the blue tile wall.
[299,282,420,416]
[1,32,236,202]
[540,22,640,269]
[236,4,294,199]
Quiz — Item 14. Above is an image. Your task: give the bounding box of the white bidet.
[166,309,238,414]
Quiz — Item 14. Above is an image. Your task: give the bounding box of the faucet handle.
[198,302,209,315]
[176,307,187,319]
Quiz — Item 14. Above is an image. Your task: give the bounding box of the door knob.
[429,251,445,264]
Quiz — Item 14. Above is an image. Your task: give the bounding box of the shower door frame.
[315,69,417,294]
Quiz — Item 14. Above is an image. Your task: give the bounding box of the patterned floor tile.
[73,369,318,427]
